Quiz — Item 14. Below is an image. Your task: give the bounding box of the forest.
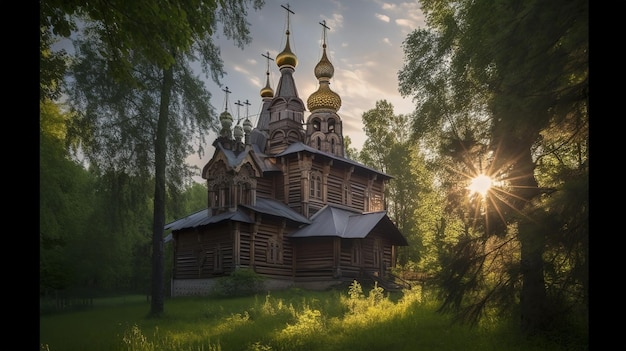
[40,0,588,343]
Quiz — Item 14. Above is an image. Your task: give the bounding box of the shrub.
[211,268,265,297]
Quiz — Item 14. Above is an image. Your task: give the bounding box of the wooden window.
[239,183,251,205]
[310,172,322,199]
[214,243,223,272]
[373,239,381,267]
[211,185,219,208]
[352,240,361,265]
[370,194,382,212]
[267,237,282,263]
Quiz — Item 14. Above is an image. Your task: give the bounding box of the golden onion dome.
[307,83,341,112]
[260,77,274,98]
[314,45,334,80]
[275,31,298,68]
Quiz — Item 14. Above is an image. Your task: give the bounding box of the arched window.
[328,119,335,133]
[312,118,321,131]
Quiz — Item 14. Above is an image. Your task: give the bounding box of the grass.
[39,282,587,351]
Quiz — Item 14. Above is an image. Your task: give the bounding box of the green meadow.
[40,283,587,351]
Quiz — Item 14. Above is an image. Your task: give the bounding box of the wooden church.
[165,12,408,296]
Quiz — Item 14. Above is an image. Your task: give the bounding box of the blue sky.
[188,0,426,175]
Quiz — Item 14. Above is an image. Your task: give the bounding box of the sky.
[188,0,426,179]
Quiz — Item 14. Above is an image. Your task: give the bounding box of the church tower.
[305,20,344,157]
[266,4,306,155]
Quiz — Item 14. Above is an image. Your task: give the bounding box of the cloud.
[325,13,344,31]
[376,13,390,22]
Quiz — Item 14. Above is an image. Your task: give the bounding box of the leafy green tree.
[359,100,397,172]
[398,0,588,338]
[167,181,209,221]
[356,100,436,271]
[43,0,265,316]
[40,100,96,294]
[343,135,359,160]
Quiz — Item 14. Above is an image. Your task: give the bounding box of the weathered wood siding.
[326,166,344,206]
[293,237,335,280]
[256,176,275,198]
[249,219,294,279]
[173,224,233,279]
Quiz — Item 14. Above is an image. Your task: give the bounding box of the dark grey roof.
[164,198,310,233]
[275,142,392,179]
[290,205,408,245]
[212,142,280,173]
[240,197,311,224]
[164,208,254,232]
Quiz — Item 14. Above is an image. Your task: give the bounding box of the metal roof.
[290,205,408,245]
[164,198,310,233]
[241,197,311,224]
[275,142,392,179]
[164,208,254,232]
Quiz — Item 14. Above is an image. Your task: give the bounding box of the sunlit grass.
[40,284,586,351]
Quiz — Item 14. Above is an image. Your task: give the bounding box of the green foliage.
[40,289,587,351]
[210,268,266,297]
[43,0,267,316]
[40,101,96,293]
[397,0,588,335]
[355,100,440,271]
[343,135,359,160]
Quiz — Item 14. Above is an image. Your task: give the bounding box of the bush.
[210,268,265,297]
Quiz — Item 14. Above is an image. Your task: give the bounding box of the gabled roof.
[164,198,310,233]
[164,208,254,232]
[202,142,280,179]
[275,142,392,179]
[290,205,408,246]
[240,197,311,225]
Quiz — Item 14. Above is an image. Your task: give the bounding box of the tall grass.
[40,281,587,351]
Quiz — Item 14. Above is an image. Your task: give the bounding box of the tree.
[40,100,96,295]
[42,0,265,316]
[343,135,359,160]
[356,100,435,270]
[398,0,588,338]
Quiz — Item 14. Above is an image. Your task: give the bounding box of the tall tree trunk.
[519,217,546,335]
[504,137,546,335]
[150,65,174,317]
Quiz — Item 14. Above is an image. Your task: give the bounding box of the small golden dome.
[276,31,298,68]
[307,83,341,112]
[260,78,274,98]
[314,45,334,79]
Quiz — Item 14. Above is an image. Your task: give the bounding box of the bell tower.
[305,20,344,157]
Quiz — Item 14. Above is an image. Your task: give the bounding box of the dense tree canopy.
[398,0,588,337]
[41,0,265,316]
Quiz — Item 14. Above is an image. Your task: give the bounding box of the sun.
[467,174,492,197]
